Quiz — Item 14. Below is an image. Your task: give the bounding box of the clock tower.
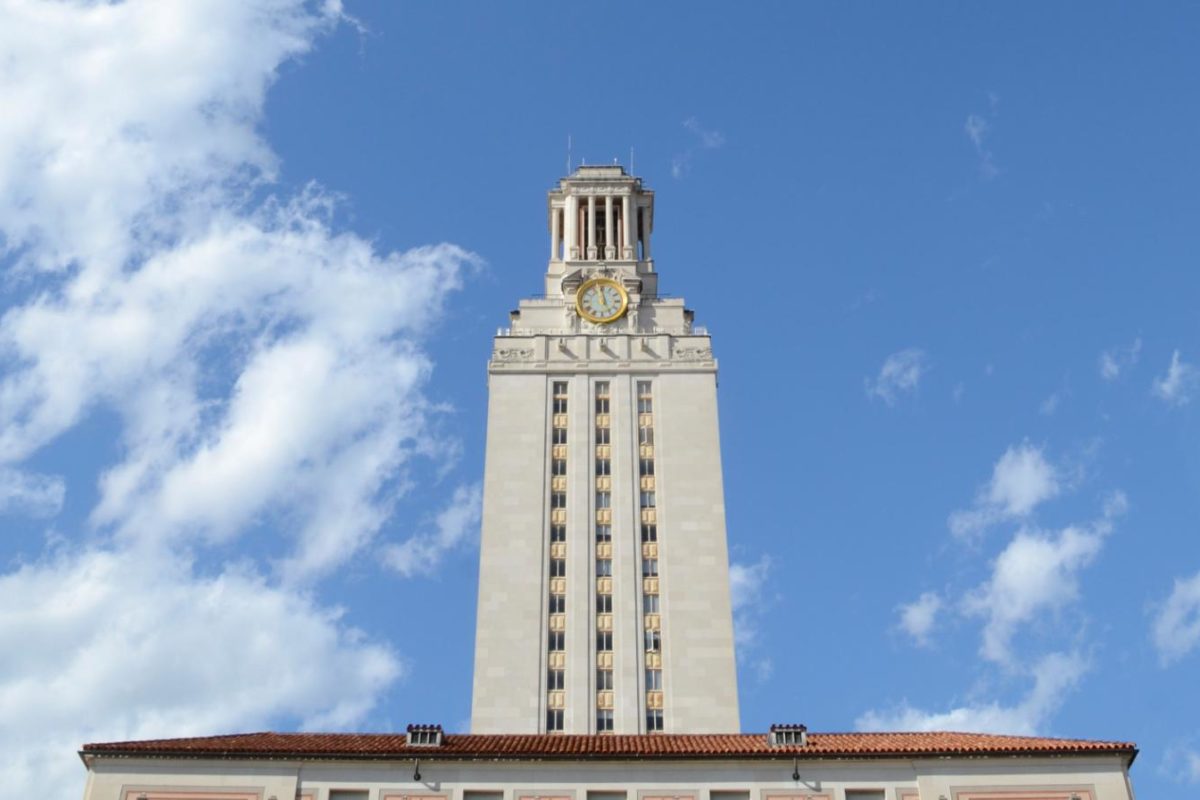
[471,165,740,735]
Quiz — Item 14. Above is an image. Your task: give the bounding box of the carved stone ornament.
[494,348,534,361]
[673,346,713,362]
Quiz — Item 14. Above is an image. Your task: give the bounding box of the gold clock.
[575,277,629,324]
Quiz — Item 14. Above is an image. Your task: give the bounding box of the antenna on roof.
[566,134,572,175]
[630,146,635,175]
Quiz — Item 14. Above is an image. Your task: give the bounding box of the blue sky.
[1,2,1198,798]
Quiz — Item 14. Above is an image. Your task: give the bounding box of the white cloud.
[1164,744,1200,784]
[382,483,483,578]
[898,591,942,647]
[1153,350,1199,406]
[964,524,1104,664]
[0,545,401,800]
[964,107,1000,180]
[729,555,771,648]
[0,2,476,797]
[0,468,64,518]
[866,348,928,405]
[1039,390,1063,416]
[1152,570,1200,666]
[671,117,725,178]
[1098,338,1141,381]
[857,651,1086,736]
[948,443,1060,540]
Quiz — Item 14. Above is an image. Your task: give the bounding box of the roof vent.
[406,723,444,747]
[769,723,808,747]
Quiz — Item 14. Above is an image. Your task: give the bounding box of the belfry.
[471,165,739,735]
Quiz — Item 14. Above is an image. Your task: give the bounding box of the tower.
[471,165,739,735]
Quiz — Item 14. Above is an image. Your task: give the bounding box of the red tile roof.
[81,731,1136,763]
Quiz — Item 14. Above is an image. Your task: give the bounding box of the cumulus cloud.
[0,468,65,518]
[857,651,1087,735]
[1152,570,1200,666]
[1153,350,1199,406]
[898,591,942,647]
[0,2,476,797]
[866,348,928,405]
[948,443,1060,540]
[0,545,400,799]
[671,117,725,178]
[1099,338,1142,381]
[383,483,483,578]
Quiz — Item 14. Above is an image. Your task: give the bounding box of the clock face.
[576,278,628,324]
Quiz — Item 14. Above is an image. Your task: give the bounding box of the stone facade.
[471,166,739,734]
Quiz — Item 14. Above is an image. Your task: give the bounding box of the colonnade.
[550,194,651,262]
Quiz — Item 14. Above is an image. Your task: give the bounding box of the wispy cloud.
[1153,350,1199,406]
[857,651,1087,736]
[964,93,1001,180]
[948,443,1060,540]
[866,348,929,405]
[1152,570,1200,666]
[1164,744,1200,785]
[897,591,943,647]
[0,468,65,518]
[671,117,725,179]
[1099,338,1142,381]
[382,483,483,578]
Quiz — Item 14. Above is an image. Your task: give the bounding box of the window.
[596,492,611,508]
[553,427,568,444]
[596,708,614,732]
[330,793,369,800]
[641,524,657,542]
[595,524,611,541]
[597,669,613,690]
[644,629,660,651]
[596,559,612,577]
[639,458,655,476]
[595,427,610,444]
[595,459,611,475]
[551,492,567,508]
[643,594,659,613]
[548,669,565,690]
[552,459,567,475]
[637,381,652,396]
[638,426,654,445]
[547,708,564,731]
[550,558,566,577]
[642,559,658,577]
[640,491,656,508]
[549,594,565,613]
[551,524,566,542]
[548,631,565,651]
[646,708,663,731]
[554,381,568,396]
[596,594,612,613]
[645,669,662,690]
[595,397,610,414]
[553,397,568,414]
[844,793,885,800]
[638,396,653,414]
[597,631,613,651]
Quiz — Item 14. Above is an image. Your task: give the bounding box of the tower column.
[587,195,597,259]
[622,194,634,259]
[641,204,652,260]
[551,205,561,261]
[604,195,614,259]
[565,195,578,260]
